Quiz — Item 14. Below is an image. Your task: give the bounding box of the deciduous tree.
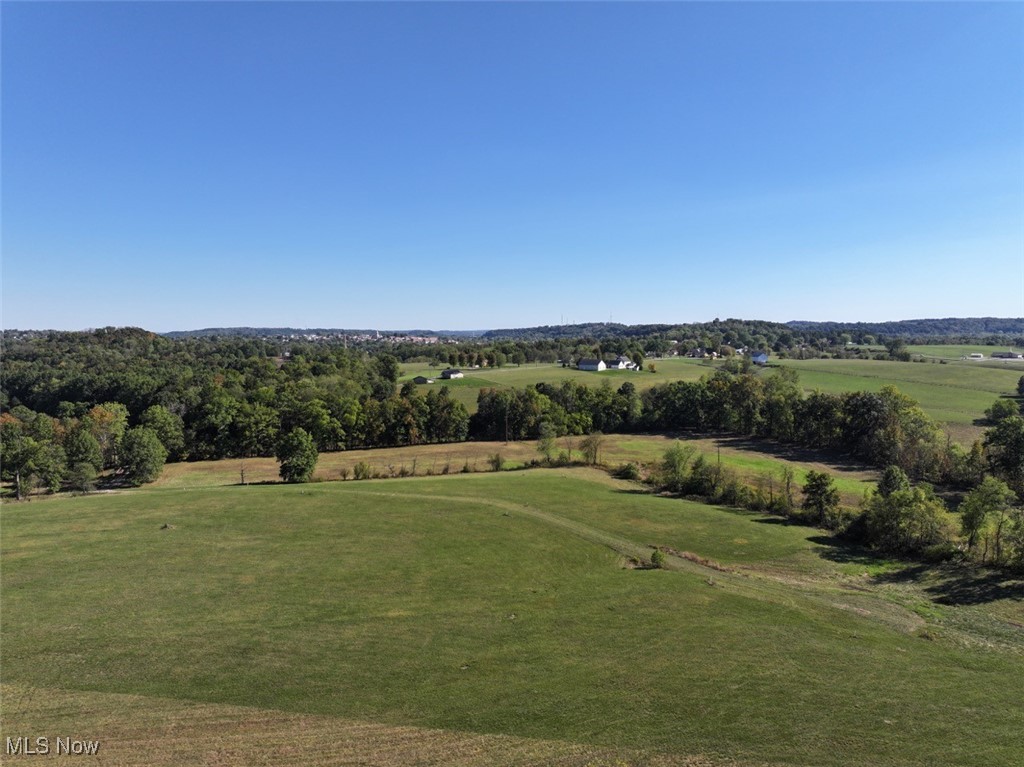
[276,427,318,483]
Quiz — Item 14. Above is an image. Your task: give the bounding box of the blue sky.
[3,1,1022,332]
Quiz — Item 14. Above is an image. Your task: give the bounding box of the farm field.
[398,356,1020,443]
[398,358,711,413]
[906,344,1024,360]
[153,434,878,506]
[3,470,1023,766]
[769,358,1021,443]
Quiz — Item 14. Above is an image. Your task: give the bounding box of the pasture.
[770,358,1022,442]
[906,344,1024,360]
[3,469,1023,766]
[399,356,1021,443]
[398,358,710,413]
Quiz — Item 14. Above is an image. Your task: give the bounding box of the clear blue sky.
[3,1,1022,332]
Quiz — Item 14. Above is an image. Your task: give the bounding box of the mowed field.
[3,469,1023,766]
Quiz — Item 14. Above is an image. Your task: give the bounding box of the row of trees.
[652,443,1024,569]
[465,370,1021,498]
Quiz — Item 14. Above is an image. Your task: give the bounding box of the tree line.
[2,329,1021,514]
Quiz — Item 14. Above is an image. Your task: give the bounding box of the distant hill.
[785,317,1024,337]
[136,317,1024,342]
[162,327,485,339]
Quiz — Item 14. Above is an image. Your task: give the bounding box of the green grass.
[399,357,1020,444]
[399,359,711,413]
[771,358,1020,441]
[906,344,1024,359]
[150,433,877,507]
[3,471,1023,766]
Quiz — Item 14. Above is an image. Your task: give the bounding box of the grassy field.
[399,356,1020,443]
[153,434,878,506]
[398,358,711,413]
[769,358,1021,443]
[3,469,1022,766]
[907,344,1024,360]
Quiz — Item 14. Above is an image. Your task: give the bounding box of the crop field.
[152,434,878,506]
[3,469,1023,766]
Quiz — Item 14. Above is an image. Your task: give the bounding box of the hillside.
[3,468,1023,766]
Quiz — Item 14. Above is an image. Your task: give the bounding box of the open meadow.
[400,356,1022,444]
[153,434,878,507]
[770,358,1022,443]
[3,468,1022,766]
[398,358,712,413]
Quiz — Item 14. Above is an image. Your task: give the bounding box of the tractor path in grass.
[340,481,928,639]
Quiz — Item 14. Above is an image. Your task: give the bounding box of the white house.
[751,351,770,366]
[577,358,606,372]
[440,368,464,379]
[606,356,637,370]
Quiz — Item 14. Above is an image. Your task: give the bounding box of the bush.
[824,505,860,534]
[353,461,372,480]
[617,462,641,480]
[67,461,98,493]
[651,549,666,569]
[488,452,505,471]
[922,542,960,563]
[338,467,350,481]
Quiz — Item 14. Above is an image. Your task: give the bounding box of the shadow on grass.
[714,435,873,474]
[872,563,1024,606]
[807,534,886,567]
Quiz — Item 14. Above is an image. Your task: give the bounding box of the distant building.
[606,356,637,370]
[751,351,770,366]
[413,376,434,384]
[440,368,464,379]
[577,359,606,372]
[991,351,1023,359]
[967,353,985,361]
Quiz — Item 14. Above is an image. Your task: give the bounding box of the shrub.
[488,452,505,471]
[353,461,372,480]
[651,549,666,569]
[338,467,350,481]
[617,462,641,480]
[67,461,98,494]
